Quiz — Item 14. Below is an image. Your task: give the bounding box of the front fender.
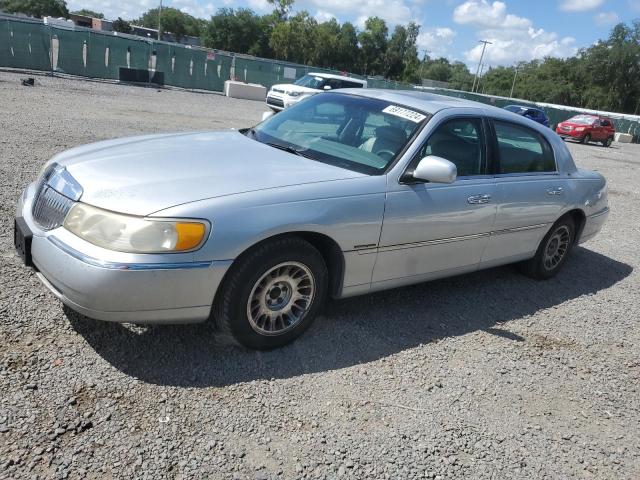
[152,176,387,263]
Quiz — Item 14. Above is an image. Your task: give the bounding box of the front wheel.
[212,237,328,350]
[581,133,591,144]
[518,216,575,280]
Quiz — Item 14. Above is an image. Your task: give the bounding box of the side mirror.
[412,156,457,184]
[261,111,275,122]
[323,85,332,91]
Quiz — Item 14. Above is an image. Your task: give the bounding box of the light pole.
[472,39,491,93]
[510,65,518,98]
[158,0,163,41]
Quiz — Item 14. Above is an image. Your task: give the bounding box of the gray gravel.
[1,71,639,479]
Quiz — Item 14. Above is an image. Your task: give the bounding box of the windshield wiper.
[266,142,312,158]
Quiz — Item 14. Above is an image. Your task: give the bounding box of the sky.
[67,0,640,68]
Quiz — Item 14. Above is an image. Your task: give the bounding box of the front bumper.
[16,184,231,324]
[556,128,585,140]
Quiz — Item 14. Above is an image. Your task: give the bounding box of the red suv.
[556,115,615,147]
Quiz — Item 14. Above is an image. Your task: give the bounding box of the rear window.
[494,121,556,174]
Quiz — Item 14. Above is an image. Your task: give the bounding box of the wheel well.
[563,209,586,244]
[231,232,345,299]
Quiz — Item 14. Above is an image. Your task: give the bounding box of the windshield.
[251,93,427,174]
[568,115,597,125]
[294,75,327,89]
[504,105,526,113]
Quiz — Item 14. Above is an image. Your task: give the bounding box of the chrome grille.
[32,184,74,230]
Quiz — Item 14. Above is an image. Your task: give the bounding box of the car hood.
[51,131,364,216]
[270,83,319,94]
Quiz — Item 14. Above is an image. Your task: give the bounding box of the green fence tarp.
[0,20,12,68]
[53,27,88,76]
[4,20,50,71]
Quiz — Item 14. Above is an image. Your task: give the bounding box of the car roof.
[338,88,486,114]
[307,72,367,84]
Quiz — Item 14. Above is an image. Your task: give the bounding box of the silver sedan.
[14,90,609,349]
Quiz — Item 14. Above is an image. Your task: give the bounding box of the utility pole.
[472,39,491,93]
[510,66,518,98]
[419,49,429,84]
[158,0,163,41]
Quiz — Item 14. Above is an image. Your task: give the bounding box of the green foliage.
[112,17,132,34]
[136,7,202,42]
[358,17,388,76]
[0,0,68,18]
[71,8,103,19]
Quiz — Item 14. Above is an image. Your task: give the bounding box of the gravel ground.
[1,71,639,480]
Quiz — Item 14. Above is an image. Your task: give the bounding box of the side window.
[417,118,485,177]
[343,80,364,88]
[494,121,556,174]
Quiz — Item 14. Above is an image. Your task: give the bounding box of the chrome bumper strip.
[587,207,609,219]
[48,236,213,271]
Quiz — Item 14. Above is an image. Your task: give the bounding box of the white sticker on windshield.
[382,105,426,123]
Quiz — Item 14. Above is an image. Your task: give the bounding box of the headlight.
[575,127,585,132]
[63,203,208,253]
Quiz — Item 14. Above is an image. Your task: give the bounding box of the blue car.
[504,105,550,127]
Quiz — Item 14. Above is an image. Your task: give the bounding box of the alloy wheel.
[247,261,315,336]
[543,225,571,271]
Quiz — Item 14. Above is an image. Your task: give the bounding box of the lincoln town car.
[15,91,609,349]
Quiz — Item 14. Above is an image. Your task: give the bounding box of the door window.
[494,121,556,174]
[416,118,486,176]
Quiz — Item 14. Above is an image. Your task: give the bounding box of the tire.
[212,236,328,350]
[518,216,576,280]
[581,133,591,144]
[602,136,613,147]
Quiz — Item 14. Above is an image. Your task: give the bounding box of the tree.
[71,8,103,18]
[0,0,69,18]
[334,22,359,72]
[136,7,202,41]
[310,18,340,68]
[267,0,294,21]
[203,8,269,56]
[358,17,388,76]
[269,11,316,64]
[112,17,132,34]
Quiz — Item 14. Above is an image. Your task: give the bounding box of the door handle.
[547,187,564,196]
[467,194,491,204]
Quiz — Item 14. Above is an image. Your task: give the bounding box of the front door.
[373,116,497,284]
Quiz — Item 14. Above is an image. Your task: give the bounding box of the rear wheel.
[518,216,575,280]
[602,136,613,147]
[581,133,591,144]
[213,237,328,350]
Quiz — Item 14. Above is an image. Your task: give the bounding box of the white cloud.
[314,10,336,23]
[453,1,529,29]
[594,11,619,26]
[305,0,415,26]
[453,1,577,66]
[559,0,606,12]
[417,27,457,58]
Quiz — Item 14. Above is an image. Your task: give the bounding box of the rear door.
[481,119,568,266]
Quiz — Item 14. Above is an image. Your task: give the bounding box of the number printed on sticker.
[382,105,426,123]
